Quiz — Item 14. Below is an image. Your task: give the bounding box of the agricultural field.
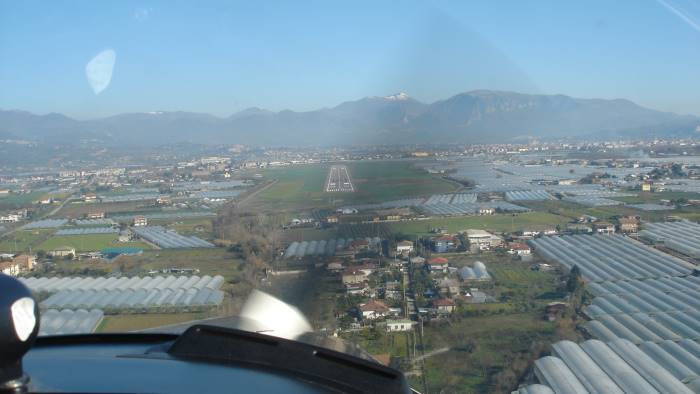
[97,312,207,332]
[418,313,559,393]
[36,234,152,252]
[161,218,214,238]
[0,229,54,253]
[118,248,245,280]
[254,161,457,210]
[0,191,48,210]
[52,201,156,218]
[387,212,570,236]
[611,190,700,204]
[336,223,392,239]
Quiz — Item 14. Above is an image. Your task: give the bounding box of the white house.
[386,319,415,332]
[396,240,414,255]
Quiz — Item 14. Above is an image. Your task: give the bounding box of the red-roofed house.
[507,242,531,256]
[359,300,390,320]
[432,298,456,314]
[426,257,449,274]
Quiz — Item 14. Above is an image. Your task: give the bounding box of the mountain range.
[1,90,698,146]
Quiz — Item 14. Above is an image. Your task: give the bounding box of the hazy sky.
[1,0,699,119]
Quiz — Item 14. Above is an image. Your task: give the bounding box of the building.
[437,278,460,296]
[426,257,449,274]
[359,300,390,320]
[544,302,568,321]
[13,254,36,271]
[0,213,22,223]
[593,221,615,235]
[133,215,148,227]
[386,319,415,332]
[326,261,344,271]
[48,247,76,258]
[508,242,532,256]
[464,229,503,251]
[478,207,495,215]
[618,216,639,233]
[87,212,105,219]
[83,194,98,202]
[433,235,458,253]
[0,261,21,276]
[342,268,367,285]
[642,182,652,192]
[396,240,414,255]
[433,298,456,314]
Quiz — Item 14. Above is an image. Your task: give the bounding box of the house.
[348,239,370,252]
[433,235,458,253]
[544,302,568,321]
[359,300,390,320]
[478,207,495,215]
[326,261,344,272]
[618,216,639,233]
[386,319,415,332]
[354,261,377,276]
[0,261,21,276]
[593,221,615,235]
[566,223,592,234]
[433,298,456,314]
[0,213,22,223]
[342,268,368,285]
[118,230,132,242]
[464,229,503,251]
[345,282,368,295]
[396,240,414,255]
[48,247,76,258]
[508,242,531,256]
[133,215,148,227]
[426,257,449,274]
[642,182,652,192]
[12,254,36,271]
[409,256,425,265]
[325,215,339,224]
[437,278,460,296]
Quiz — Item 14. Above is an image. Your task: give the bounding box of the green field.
[387,212,570,236]
[36,234,152,253]
[256,161,457,210]
[123,248,244,280]
[53,201,155,218]
[0,191,48,210]
[0,229,54,253]
[418,313,557,393]
[612,191,700,204]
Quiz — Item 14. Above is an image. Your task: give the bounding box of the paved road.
[325,165,354,192]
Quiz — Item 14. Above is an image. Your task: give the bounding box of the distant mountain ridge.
[1,90,698,146]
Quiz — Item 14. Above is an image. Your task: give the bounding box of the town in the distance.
[2,138,700,393]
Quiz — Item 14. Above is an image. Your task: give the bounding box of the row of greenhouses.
[39,309,103,336]
[284,237,382,258]
[639,220,700,259]
[529,234,693,282]
[41,287,224,312]
[20,275,224,293]
[530,339,698,394]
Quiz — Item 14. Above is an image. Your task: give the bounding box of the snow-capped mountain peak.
[383,92,410,101]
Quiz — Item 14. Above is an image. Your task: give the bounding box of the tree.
[566,265,583,293]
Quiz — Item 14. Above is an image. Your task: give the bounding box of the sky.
[1,0,699,119]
